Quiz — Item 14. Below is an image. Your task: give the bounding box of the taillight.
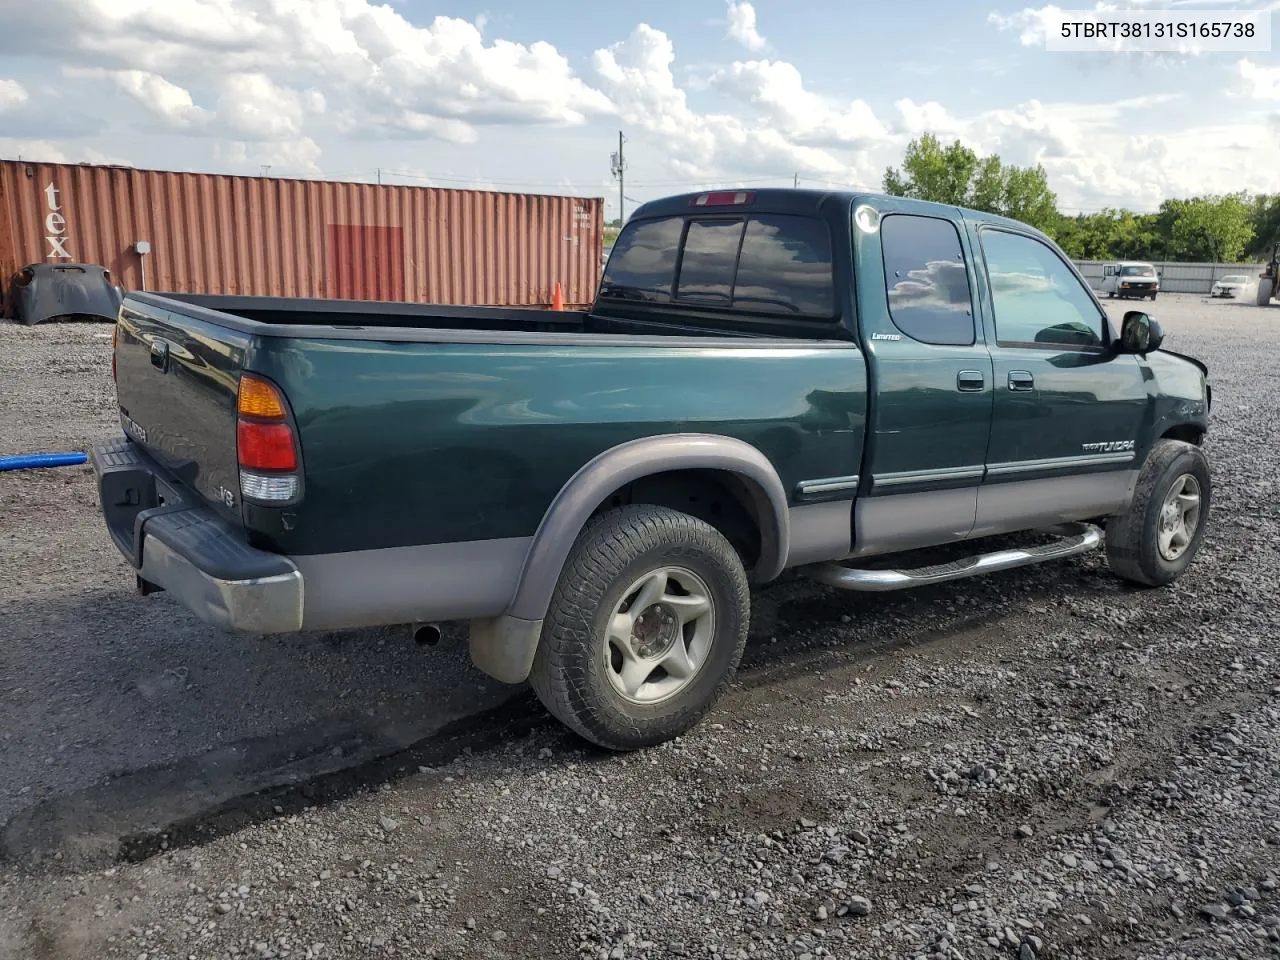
[237,421,297,470]
[236,373,300,503]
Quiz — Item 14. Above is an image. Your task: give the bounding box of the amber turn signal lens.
[238,374,287,419]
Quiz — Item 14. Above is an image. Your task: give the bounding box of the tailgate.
[113,294,249,524]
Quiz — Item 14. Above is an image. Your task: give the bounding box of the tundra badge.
[1081,440,1135,453]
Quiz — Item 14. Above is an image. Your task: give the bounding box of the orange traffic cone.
[552,281,564,311]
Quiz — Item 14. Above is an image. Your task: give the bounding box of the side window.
[600,217,684,302]
[675,219,745,305]
[879,214,974,346]
[1104,265,1114,277]
[980,229,1105,348]
[732,215,835,317]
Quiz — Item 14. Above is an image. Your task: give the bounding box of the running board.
[802,522,1103,592]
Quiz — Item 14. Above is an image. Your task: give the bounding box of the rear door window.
[879,213,975,346]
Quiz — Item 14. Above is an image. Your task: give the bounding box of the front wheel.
[529,504,750,751]
[1105,439,1210,587]
[1257,277,1274,306]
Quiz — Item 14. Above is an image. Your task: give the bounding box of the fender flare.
[510,433,791,623]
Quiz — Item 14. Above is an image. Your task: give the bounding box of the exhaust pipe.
[413,622,442,646]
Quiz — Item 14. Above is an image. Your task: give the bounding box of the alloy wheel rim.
[602,566,715,705]
[1157,473,1202,562]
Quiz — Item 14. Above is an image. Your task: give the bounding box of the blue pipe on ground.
[0,452,89,472]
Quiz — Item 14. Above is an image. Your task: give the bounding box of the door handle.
[149,339,171,372]
[1008,370,1034,391]
[956,370,985,392]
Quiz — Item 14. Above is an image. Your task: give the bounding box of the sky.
[2,0,1280,220]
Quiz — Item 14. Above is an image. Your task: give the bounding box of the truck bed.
[111,292,866,577]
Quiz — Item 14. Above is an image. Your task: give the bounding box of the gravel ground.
[1,294,1278,960]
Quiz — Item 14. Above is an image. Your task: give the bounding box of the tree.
[882,132,1059,232]
[881,133,1264,263]
[881,133,978,207]
[1246,193,1280,260]
[1160,194,1253,262]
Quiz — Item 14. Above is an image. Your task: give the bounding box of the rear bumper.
[89,437,304,633]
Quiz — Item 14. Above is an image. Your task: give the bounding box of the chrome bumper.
[90,437,305,634]
[138,532,304,634]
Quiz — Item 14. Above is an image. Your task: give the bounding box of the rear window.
[600,217,683,301]
[601,212,835,318]
[732,215,834,317]
[675,219,745,304]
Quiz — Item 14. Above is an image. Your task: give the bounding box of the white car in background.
[1210,274,1250,298]
[1101,261,1160,300]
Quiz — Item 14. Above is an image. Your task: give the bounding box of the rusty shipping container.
[0,159,604,309]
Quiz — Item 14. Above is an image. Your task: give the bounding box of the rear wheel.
[529,504,750,751]
[1105,439,1210,587]
[1257,277,1273,306]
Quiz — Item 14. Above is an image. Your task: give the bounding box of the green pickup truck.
[90,189,1213,750]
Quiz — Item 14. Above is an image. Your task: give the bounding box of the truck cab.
[1101,260,1160,300]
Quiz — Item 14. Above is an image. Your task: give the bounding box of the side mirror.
[1120,311,1164,355]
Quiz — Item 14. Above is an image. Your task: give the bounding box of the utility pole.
[260,164,271,177]
[377,167,382,186]
[610,131,627,224]
[794,172,799,188]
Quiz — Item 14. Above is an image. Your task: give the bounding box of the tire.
[1107,291,1115,299]
[1105,439,1211,587]
[529,504,750,751]
[1149,292,1157,301]
[1257,277,1273,306]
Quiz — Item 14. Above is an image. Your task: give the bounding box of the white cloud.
[0,0,614,144]
[0,78,28,112]
[216,73,313,140]
[725,1,767,52]
[113,70,209,128]
[593,26,861,183]
[988,4,1065,46]
[1238,58,1280,100]
[893,99,964,137]
[709,60,885,147]
[59,68,211,129]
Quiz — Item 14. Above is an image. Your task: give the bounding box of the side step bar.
[802,522,1103,592]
